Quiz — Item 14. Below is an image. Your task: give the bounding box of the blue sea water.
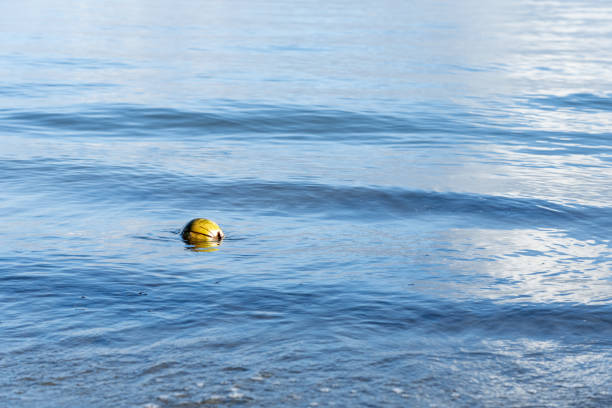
[1,0,611,406]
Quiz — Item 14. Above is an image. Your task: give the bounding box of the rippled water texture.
[1,0,611,407]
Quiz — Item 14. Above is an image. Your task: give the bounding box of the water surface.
[1,0,611,407]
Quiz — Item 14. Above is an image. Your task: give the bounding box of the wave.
[0,103,458,140]
[217,285,612,341]
[4,265,610,342]
[2,103,610,151]
[3,159,610,233]
[527,92,612,112]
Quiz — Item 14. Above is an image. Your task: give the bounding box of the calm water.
[1,0,611,407]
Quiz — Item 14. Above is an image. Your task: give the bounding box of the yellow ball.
[181,218,224,244]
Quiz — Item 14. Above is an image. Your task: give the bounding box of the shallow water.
[1,0,611,407]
